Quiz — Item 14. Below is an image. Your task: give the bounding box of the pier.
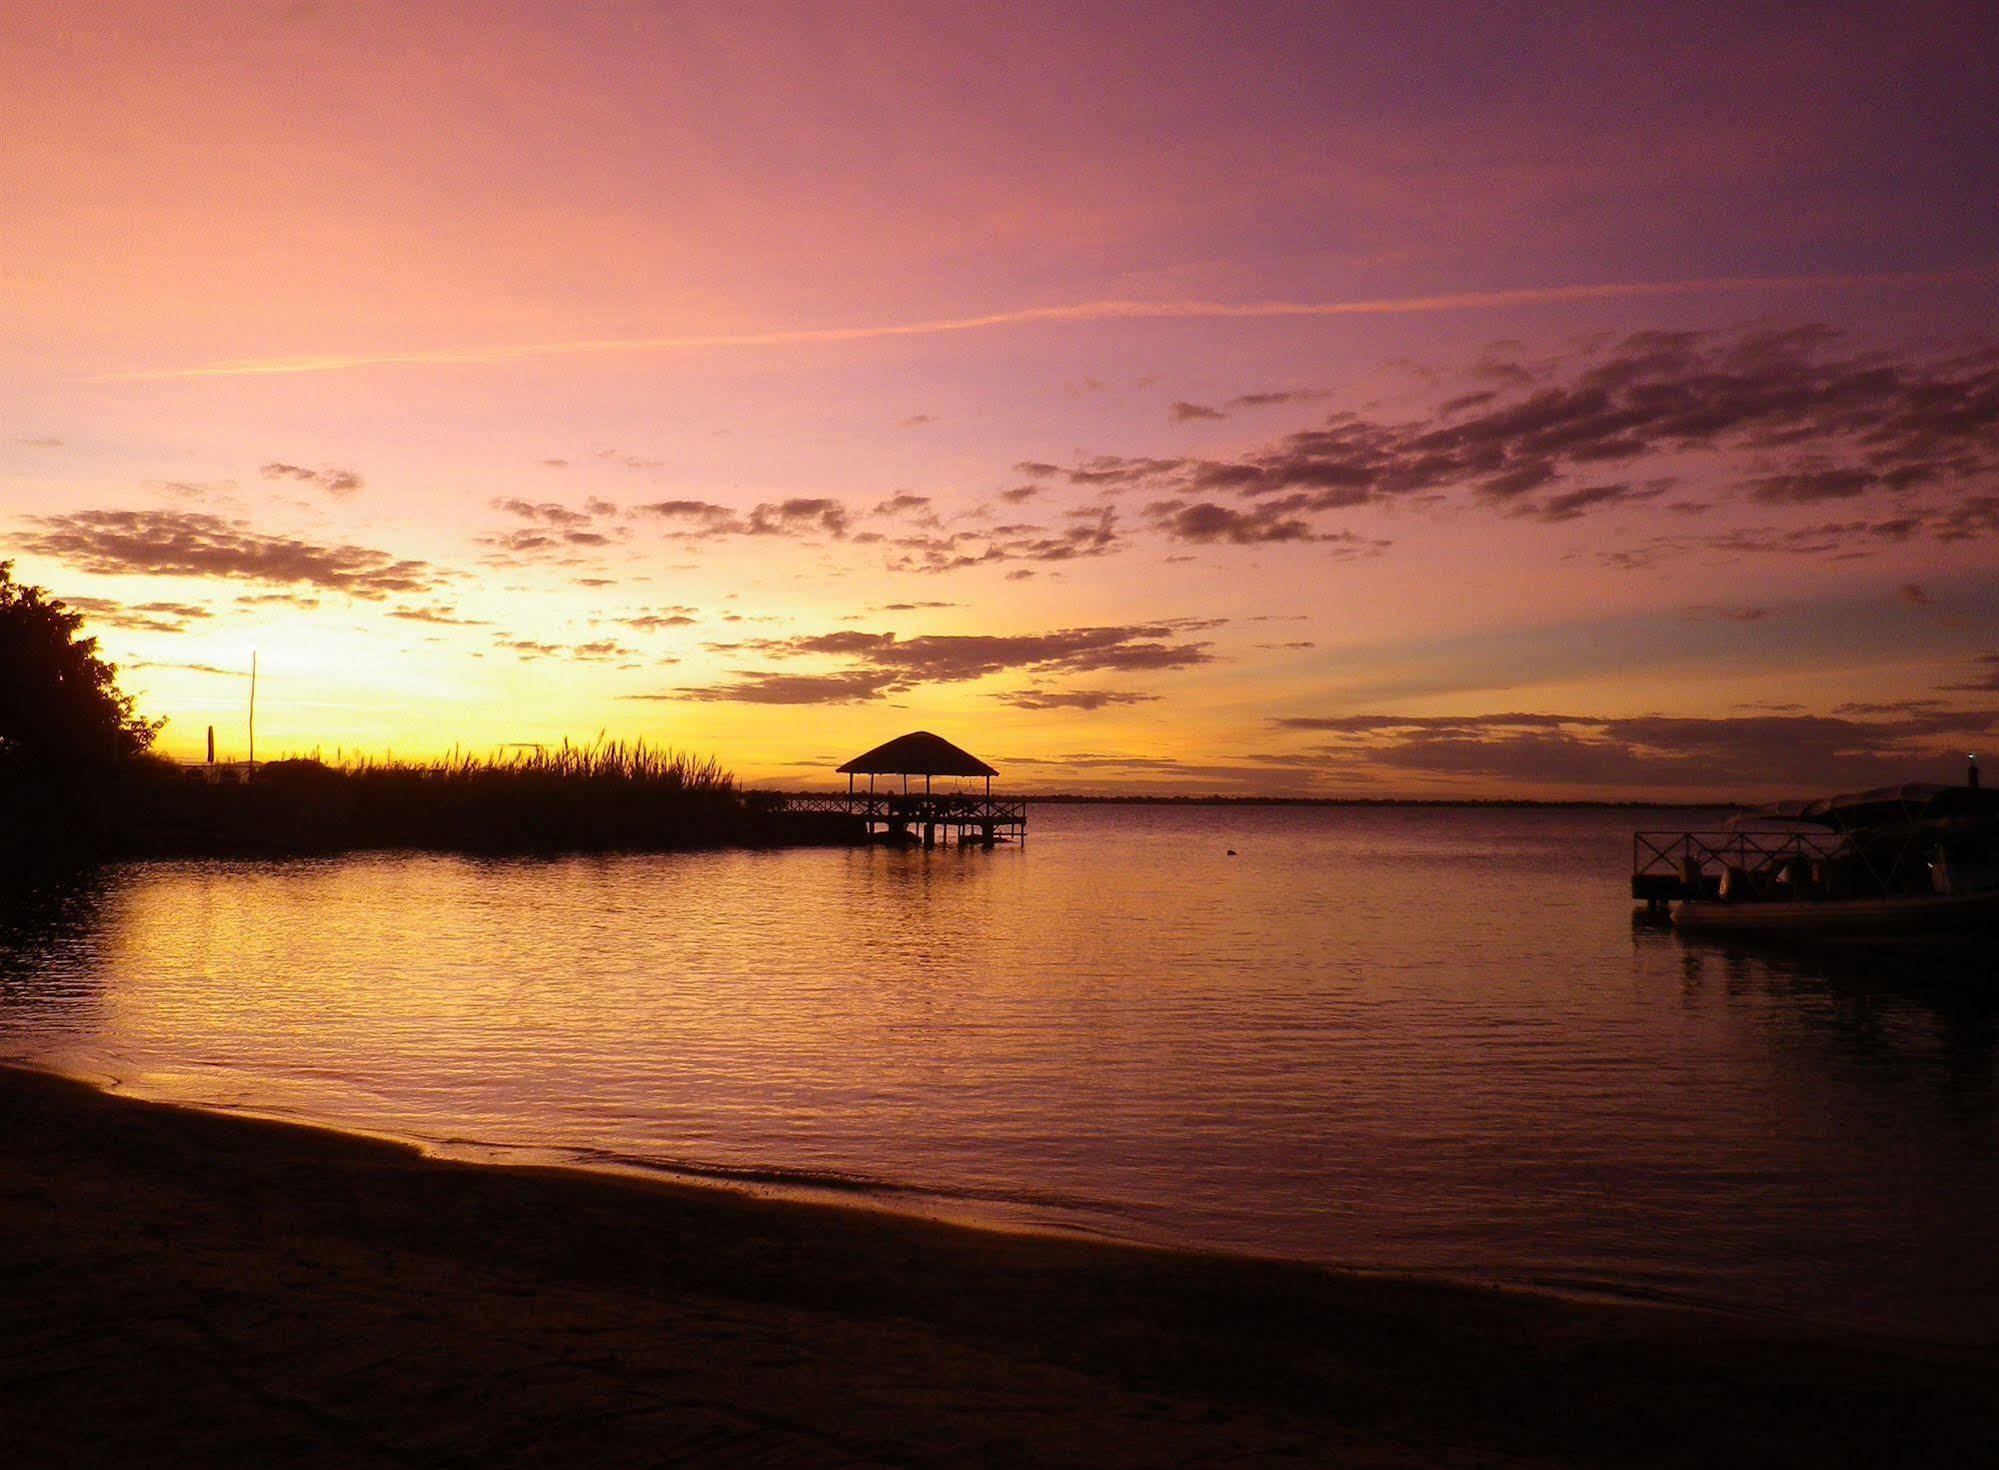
[1634,776,1999,912]
[780,731,1024,848]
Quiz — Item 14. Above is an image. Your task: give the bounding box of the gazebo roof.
[837,730,997,778]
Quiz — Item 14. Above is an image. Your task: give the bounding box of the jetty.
[780,731,1025,848]
[1631,769,1999,935]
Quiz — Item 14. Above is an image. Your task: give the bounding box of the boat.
[1632,763,1999,941]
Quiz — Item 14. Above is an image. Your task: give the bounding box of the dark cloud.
[1518,481,1669,522]
[234,590,321,609]
[497,638,564,658]
[1035,327,1999,546]
[389,604,488,626]
[871,493,935,521]
[1836,698,1944,715]
[1276,712,1587,733]
[58,596,214,634]
[482,527,619,556]
[631,499,739,532]
[677,621,1217,704]
[1683,605,1772,622]
[1747,468,1879,503]
[481,498,626,563]
[1143,498,1389,549]
[995,688,1161,710]
[492,635,635,664]
[9,436,63,449]
[808,624,1217,678]
[1167,390,1329,423]
[16,509,439,597]
[667,669,903,704]
[1941,652,1999,694]
[1226,389,1329,410]
[999,485,1041,503]
[492,498,594,527]
[1937,495,1999,541]
[261,462,362,497]
[746,498,849,538]
[1276,708,1999,791]
[1901,582,1932,606]
[882,507,1121,574]
[1597,515,1925,570]
[628,497,849,541]
[899,413,937,429]
[617,612,698,632]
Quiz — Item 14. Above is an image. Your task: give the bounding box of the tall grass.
[331,739,736,795]
[248,739,747,852]
[16,739,850,860]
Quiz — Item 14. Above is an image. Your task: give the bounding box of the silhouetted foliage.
[206,741,756,853]
[0,562,162,776]
[0,573,852,868]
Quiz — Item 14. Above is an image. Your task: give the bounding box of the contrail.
[94,265,1993,382]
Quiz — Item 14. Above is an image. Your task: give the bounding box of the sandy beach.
[0,1066,1992,1467]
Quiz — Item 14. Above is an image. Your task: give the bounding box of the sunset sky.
[4,0,1996,797]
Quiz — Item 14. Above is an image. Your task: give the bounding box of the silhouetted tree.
[0,562,162,776]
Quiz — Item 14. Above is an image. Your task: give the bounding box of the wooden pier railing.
[767,792,1026,847]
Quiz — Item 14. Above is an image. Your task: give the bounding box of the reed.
[330,739,737,794]
[9,740,848,862]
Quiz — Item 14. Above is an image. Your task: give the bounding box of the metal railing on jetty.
[772,791,1026,848]
[1632,829,1847,904]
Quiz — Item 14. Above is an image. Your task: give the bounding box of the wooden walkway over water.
[776,730,1026,848]
[780,791,1027,847]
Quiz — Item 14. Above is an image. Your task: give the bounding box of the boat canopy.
[837,730,997,779]
[1731,782,1999,831]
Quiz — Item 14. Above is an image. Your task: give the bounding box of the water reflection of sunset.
[6,809,1994,1341]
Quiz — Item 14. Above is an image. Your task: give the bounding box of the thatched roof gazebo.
[839,730,996,786]
[832,730,1021,847]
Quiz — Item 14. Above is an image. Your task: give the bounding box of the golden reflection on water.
[2,805,1994,1341]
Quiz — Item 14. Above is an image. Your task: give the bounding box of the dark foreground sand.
[2,1067,1993,1469]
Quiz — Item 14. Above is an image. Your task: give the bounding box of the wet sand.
[2,1066,1993,1468]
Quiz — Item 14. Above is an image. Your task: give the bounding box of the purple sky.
[4,1,1997,795]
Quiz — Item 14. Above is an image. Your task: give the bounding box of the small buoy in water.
[1226,849,1237,856]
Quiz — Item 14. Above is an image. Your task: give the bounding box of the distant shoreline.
[773,790,1737,810]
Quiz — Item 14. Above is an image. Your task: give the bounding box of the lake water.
[3,804,1994,1342]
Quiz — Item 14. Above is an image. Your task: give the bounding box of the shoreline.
[4,1064,1994,1466]
[26,1060,1885,1342]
